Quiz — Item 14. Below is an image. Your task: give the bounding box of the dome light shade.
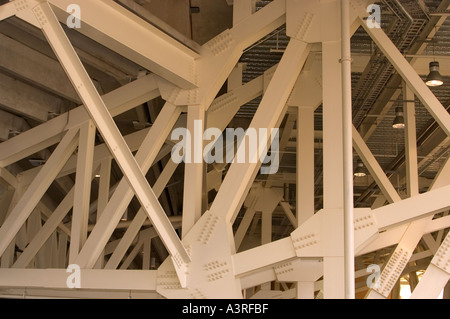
[392,107,405,129]
[354,160,367,177]
[426,61,444,87]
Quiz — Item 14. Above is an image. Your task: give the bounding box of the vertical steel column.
[181,105,205,238]
[69,120,96,264]
[296,107,315,226]
[403,82,419,197]
[94,158,112,269]
[321,2,345,296]
[341,0,355,299]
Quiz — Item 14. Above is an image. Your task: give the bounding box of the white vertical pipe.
[341,0,355,299]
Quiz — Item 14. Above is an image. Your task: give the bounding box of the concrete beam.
[0,72,63,122]
[48,0,199,89]
[0,110,29,142]
[0,33,79,103]
[0,74,159,168]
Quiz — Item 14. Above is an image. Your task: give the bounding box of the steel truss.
[0,0,448,299]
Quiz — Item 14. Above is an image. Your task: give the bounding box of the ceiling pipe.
[341,0,355,300]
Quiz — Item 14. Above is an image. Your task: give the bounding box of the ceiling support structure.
[0,73,159,169]
[0,127,79,261]
[73,101,182,270]
[360,17,450,138]
[403,83,419,198]
[105,159,180,270]
[359,16,450,299]
[352,126,402,203]
[209,38,311,225]
[321,0,347,298]
[0,0,449,299]
[47,0,200,90]
[69,120,96,264]
[34,3,190,275]
[181,105,205,238]
[296,107,315,227]
[12,186,75,269]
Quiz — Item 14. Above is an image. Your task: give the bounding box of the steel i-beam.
[31,3,190,269]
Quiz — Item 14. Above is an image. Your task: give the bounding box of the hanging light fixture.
[426,61,444,87]
[392,106,405,129]
[121,209,128,221]
[354,159,367,177]
[426,29,444,87]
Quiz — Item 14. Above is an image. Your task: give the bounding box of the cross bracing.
[0,0,449,299]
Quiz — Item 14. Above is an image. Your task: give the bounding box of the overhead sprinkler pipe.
[341,0,355,299]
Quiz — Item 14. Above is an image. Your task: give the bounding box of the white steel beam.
[279,201,298,229]
[353,126,402,203]
[373,184,450,230]
[69,120,96,263]
[0,168,17,190]
[199,0,286,111]
[0,269,157,291]
[410,264,449,299]
[74,102,182,269]
[48,0,199,89]
[403,83,419,197]
[77,62,262,269]
[0,73,159,168]
[358,214,450,256]
[296,107,315,226]
[38,201,71,236]
[322,44,343,210]
[360,17,450,137]
[365,84,429,299]
[233,237,297,277]
[105,159,179,270]
[206,69,263,130]
[58,129,170,179]
[0,1,16,21]
[12,187,75,269]
[0,288,159,299]
[153,0,285,116]
[34,3,189,266]
[119,238,145,270]
[366,159,450,298]
[261,210,273,245]
[97,159,112,218]
[232,0,255,26]
[0,127,79,258]
[410,231,450,299]
[93,159,112,269]
[235,207,257,250]
[181,105,205,238]
[209,39,311,224]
